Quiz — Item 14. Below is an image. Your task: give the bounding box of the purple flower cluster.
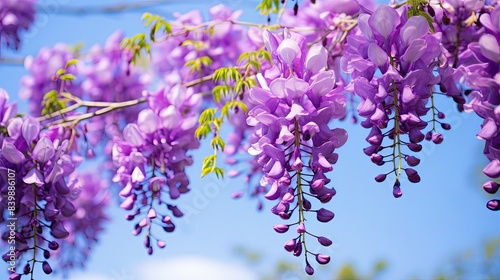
[152,5,250,92]
[458,5,500,210]
[342,5,449,196]
[80,31,147,150]
[0,90,83,278]
[54,171,110,273]
[20,44,81,116]
[111,84,201,253]
[247,29,347,274]
[0,0,35,50]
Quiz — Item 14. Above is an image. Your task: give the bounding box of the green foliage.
[142,12,172,42]
[256,0,281,15]
[337,264,360,280]
[407,1,435,33]
[185,56,213,73]
[201,154,224,179]
[41,90,67,116]
[181,40,208,51]
[120,33,150,65]
[195,51,268,180]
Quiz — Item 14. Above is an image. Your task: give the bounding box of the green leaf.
[60,74,76,81]
[56,68,66,76]
[65,59,78,68]
[214,167,224,179]
[201,167,212,178]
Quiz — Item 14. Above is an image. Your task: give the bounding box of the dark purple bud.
[279,212,291,220]
[393,180,402,198]
[318,236,332,246]
[305,263,314,275]
[483,181,499,194]
[284,239,296,252]
[363,145,380,156]
[370,154,384,165]
[147,246,153,255]
[437,112,445,119]
[409,127,424,143]
[316,254,330,265]
[405,156,420,167]
[317,208,334,222]
[408,143,422,152]
[487,199,500,211]
[50,221,69,239]
[441,123,451,130]
[163,224,175,233]
[23,263,30,275]
[427,4,435,16]
[405,168,421,183]
[375,174,387,182]
[303,199,312,210]
[42,261,53,274]
[167,205,183,217]
[432,132,443,144]
[125,214,135,221]
[311,0,316,4]
[144,236,151,248]
[425,131,432,141]
[293,3,298,15]
[273,224,289,233]
[48,241,59,250]
[442,14,450,25]
[293,242,302,256]
[43,250,50,259]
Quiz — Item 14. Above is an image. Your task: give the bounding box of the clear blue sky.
[1,1,499,279]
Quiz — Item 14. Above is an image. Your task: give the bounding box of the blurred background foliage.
[235,236,500,280]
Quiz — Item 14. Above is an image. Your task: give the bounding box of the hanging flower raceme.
[0,91,82,278]
[342,5,449,197]
[53,171,110,273]
[111,84,201,254]
[247,29,347,275]
[0,0,36,50]
[461,5,500,210]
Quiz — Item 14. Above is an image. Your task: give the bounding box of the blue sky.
[1,1,499,279]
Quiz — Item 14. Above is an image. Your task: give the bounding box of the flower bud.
[487,199,500,211]
[42,261,53,274]
[48,241,59,250]
[405,168,421,183]
[405,156,420,167]
[432,132,443,144]
[297,222,306,233]
[483,181,499,194]
[375,174,387,182]
[316,254,330,265]
[273,224,289,233]
[284,239,296,252]
[316,208,334,222]
[23,263,30,275]
[441,123,451,130]
[305,264,314,275]
[318,236,332,246]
